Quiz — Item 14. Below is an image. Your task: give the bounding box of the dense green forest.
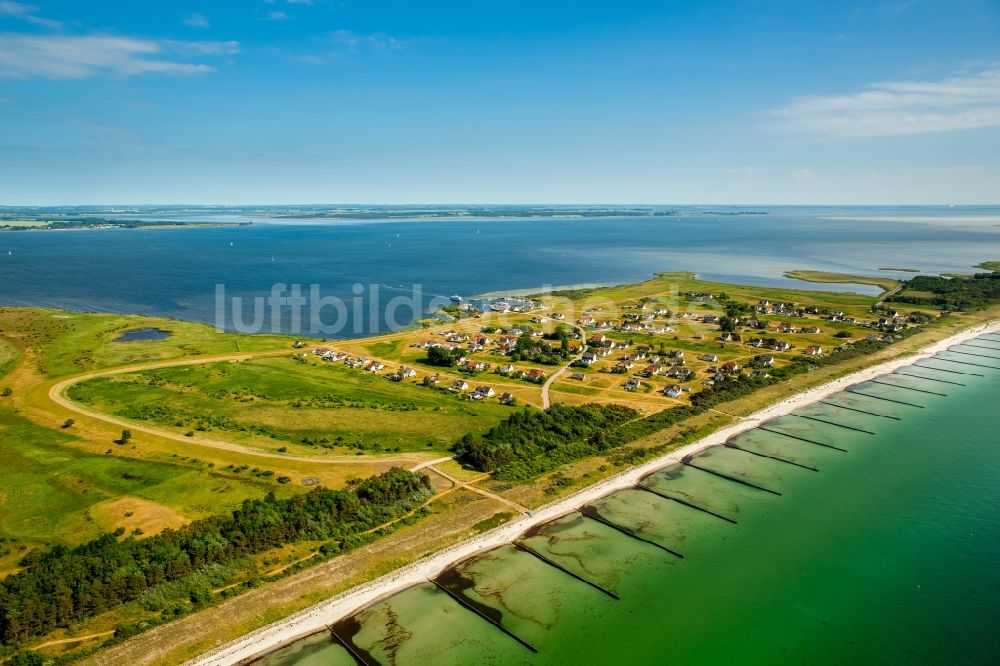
[890,272,1000,310]
[455,404,637,480]
[0,469,432,646]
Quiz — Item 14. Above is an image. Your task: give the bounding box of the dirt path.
[540,326,586,408]
[34,630,116,649]
[46,351,436,467]
[425,464,530,514]
[875,282,904,308]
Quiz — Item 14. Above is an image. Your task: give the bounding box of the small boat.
[450,294,463,302]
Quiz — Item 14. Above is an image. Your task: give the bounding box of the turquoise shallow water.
[261,340,1000,665]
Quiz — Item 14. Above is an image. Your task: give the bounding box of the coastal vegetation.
[783,270,901,292]
[889,272,1000,310]
[68,356,510,454]
[0,469,431,647]
[974,261,1000,271]
[457,404,638,480]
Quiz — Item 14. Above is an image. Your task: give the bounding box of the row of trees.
[0,468,432,645]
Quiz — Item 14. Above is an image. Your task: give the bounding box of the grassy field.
[68,356,512,454]
[0,308,293,377]
[0,219,50,228]
[0,408,277,561]
[782,269,900,292]
[976,261,1000,271]
[0,337,18,379]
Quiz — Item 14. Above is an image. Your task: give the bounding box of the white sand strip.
[189,320,1000,666]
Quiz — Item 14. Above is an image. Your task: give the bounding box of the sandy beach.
[188,319,1000,666]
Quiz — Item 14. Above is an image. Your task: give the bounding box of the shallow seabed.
[262,338,1000,665]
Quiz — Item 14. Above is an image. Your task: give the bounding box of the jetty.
[633,482,738,524]
[680,457,782,496]
[578,505,684,558]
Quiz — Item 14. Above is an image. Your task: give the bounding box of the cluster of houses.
[413,325,570,359]
[576,313,672,335]
[310,290,924,411]
[445,379,516,404]
[758,302,916,335]
[310,347,387,373]
[497,364,547,382]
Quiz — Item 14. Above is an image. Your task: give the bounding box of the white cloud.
[330,30,401,51]
[0,34,238,79]
[267,11,291,21]
[286,0,314,4]
[183,12,210,29]
[0,0,62,29]
[727,164,753,176]
[161,39,240,56]
[771,67,1000,138]
[792,168,816,182]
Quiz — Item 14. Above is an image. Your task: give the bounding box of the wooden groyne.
[846,388,924,408]
[680,458,782,496]
[933,356,1000,370]
[819,399,900,420]
[942,350,1000,367]
[949,348,1000,360]
[578,505,684,559]
[790,413,876,435]
[724,442,818,472]
[894,371,965,386]
[633,482,738,524]
[512,541,620,599]
[326,620,379,666]
[757,426,848,452]
[870,379,946,396]
[430,574,538,653]
[913,362,983,376]
[959,343,1000,353]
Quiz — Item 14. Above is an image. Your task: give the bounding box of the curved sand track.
[47,351,437,468]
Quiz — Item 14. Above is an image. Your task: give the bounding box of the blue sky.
[1,0,999,205]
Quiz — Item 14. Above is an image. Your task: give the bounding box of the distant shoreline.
[0,222,249,233]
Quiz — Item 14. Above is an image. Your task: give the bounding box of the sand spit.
[189,320,1000,666]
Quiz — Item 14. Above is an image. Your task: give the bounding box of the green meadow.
[68,356,512,454]
[0,337,18,379]
[0,408,271,558]
[0,307,292,377]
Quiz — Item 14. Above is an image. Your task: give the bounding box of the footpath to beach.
[188,320,1000,666]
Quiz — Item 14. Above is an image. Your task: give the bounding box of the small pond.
[114,328,172,342]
